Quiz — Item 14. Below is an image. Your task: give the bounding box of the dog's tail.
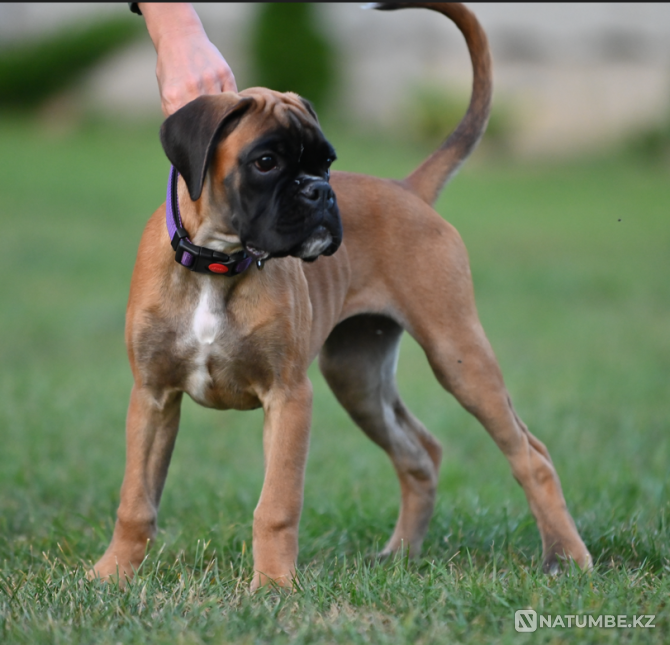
[372,2,492,206]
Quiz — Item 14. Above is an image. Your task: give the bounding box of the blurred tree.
[405,82,515,154]
[0,17,141,110]
[625,114,670,166]
[249,3,336,114]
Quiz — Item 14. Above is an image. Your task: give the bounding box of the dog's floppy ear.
[160,94,254,201]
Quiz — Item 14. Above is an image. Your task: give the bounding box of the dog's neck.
[177,175,243,254]
[167,167,257,276]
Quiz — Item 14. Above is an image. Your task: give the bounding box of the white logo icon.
[515,609,537,632]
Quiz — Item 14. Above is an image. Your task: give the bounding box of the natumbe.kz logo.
[515,609,656,632]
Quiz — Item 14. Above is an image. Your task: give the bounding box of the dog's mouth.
[292,226,334,261]
[245,225,336,264]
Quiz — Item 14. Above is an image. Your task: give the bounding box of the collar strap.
[166,166,254,276]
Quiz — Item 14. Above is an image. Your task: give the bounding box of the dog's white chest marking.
[193,286,220,345]
[187,285,224,402]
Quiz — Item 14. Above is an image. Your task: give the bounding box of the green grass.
[0,116,668,644]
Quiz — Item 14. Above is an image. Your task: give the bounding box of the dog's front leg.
[90,384,182,585]
[251,379,313,591]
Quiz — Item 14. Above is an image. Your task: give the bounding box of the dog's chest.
[135,273,297,412]
[173,284,262,410]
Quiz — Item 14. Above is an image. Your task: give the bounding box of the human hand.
[140,3,237,117]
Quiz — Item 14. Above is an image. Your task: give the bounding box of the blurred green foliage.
[249,3,336,114]
[0,16,141,110]
[625,114,670,166]
[406,82,515,151]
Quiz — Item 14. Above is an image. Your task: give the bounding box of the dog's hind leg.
[396,225,592,572]
[319,314,442,557]
[418,323,591,571]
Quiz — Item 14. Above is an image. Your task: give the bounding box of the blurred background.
[1,2,670,158]
[0,3,668,615]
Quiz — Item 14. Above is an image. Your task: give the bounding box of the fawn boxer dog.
[90,3,591,589]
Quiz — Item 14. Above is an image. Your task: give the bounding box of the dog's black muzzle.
[289,178,341,261]
[242,176,342,263]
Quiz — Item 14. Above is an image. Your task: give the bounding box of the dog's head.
[160,89,341,262]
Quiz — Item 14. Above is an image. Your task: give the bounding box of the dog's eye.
[255,155,277,172]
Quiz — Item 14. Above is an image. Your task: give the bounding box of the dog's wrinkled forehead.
[240,87,319,129]
[214,88,323,170]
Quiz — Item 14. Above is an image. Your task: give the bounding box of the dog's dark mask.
[160,93,342,262]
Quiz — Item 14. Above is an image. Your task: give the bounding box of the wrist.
[140,3,206,51]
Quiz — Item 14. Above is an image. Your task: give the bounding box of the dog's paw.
[87,551,142,588]
[86,565,130,588]
[250,570,297,593]
[542,546,593,575]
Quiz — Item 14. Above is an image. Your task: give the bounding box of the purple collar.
[166,166,255,276]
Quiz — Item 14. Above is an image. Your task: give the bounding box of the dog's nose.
[300,181,334,206]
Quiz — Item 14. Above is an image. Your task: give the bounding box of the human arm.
[138,3,237,116]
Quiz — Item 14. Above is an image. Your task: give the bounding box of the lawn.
[0,116,668,644]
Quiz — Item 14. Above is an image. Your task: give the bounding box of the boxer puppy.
[90,2,591,590]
